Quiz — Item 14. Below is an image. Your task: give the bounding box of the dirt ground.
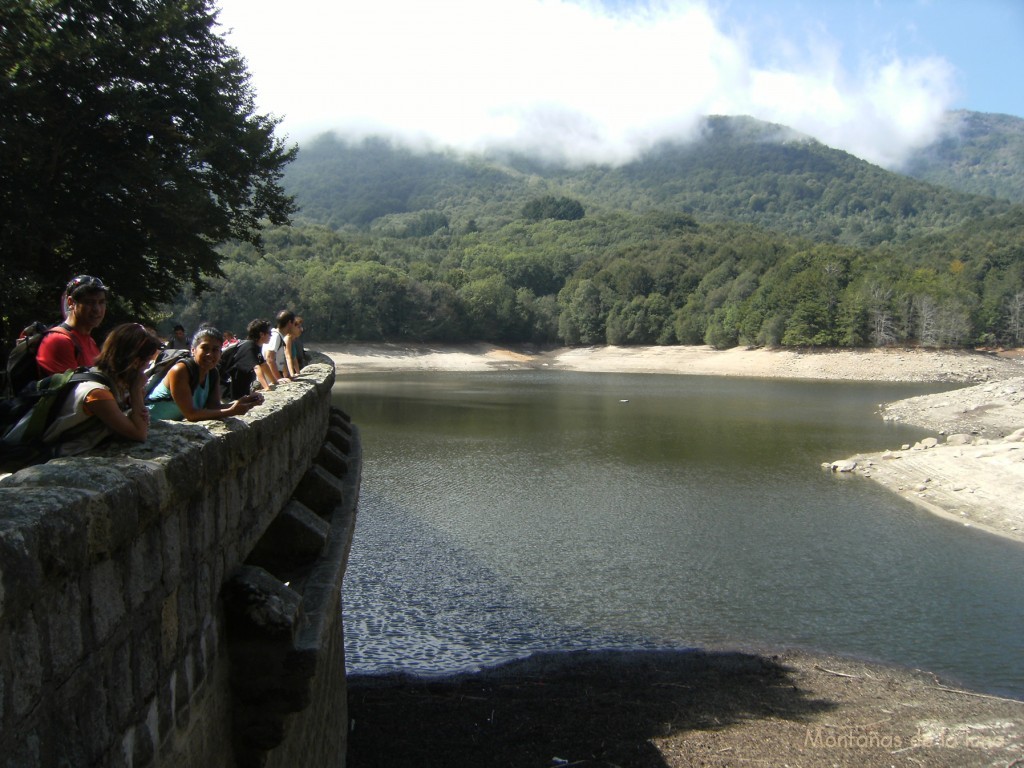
[347,649,1024,768]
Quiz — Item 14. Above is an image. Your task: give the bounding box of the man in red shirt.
[35,275,109,376]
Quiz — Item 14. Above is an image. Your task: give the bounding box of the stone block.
[47,578,84,678]
[131,702,158,767]
[116,458,168,530]
[157,675,174,750]
[188,633,208,693]
[0,512,45,620]
[90,558,126,645]
[316,441,349,478]
[223,566,302,642]
[161,590,179,666]
[161,513,182,587]
[186,493,215,556]
[0,494,86,594]
[80,670,111,765]
[224,480,243,545]
[177,578,197,648]
[109,639,134,727]
[329,410,352,434]
[325,426,351,454]
[9,610,41,720]
[292,466,344,519]
[129,524,163,610]
[134,621,161,701]
[194,562,213,632]
[247,501,329,578]
[3,728,40,768]
[174,659,192,728]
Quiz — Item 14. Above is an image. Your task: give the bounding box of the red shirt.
[35,326,101,376]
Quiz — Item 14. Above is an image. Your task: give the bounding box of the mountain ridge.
[284,111,1024,247]
[167,111,1024,351]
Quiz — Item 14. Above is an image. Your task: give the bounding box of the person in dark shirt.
[226,319,275,398]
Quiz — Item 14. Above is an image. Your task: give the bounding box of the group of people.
[27,274,308,458]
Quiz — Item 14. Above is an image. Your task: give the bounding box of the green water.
[336,370,1024,699]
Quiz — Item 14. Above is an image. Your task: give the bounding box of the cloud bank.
[217,0,959,168]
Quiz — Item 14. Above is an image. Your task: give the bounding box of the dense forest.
[901,111,1024,204]
[167,114,1024,350]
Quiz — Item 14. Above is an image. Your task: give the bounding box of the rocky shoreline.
[828,374,1024,543]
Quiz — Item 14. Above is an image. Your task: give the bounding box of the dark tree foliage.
[0,0,297,342]
[522,195,585,222]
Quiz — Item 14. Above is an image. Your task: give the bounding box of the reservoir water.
[334,370,1024,699]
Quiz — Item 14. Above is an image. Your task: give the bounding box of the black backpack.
[3,322,83,399]
[0,368,111,472]
[217,340,256,400]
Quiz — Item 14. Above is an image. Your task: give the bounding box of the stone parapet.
[0,354,359,768]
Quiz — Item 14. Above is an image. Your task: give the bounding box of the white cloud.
[216,0,959,167]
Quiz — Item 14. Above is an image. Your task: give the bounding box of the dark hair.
[66,275,109,300]
[246,319,271,342]
[275,309,296,330]
[95,323,162,394]
[191,326,224,348]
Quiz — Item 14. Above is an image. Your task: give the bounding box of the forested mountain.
[902,111,1024,204]
[168,114,1024,351]
[284,115,1016,247]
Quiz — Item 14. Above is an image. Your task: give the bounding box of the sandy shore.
[320,342,1022,382]
[318,342,1024,543]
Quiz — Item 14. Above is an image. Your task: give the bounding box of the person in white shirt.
[261,310,297,384]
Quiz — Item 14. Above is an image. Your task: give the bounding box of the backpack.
[3,322,83,399]
[143,350,218,404]
[0,368,111,471]
[217,340,252,400]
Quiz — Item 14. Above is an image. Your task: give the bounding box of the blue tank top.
[147,364,213,420]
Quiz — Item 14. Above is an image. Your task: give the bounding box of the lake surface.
[334,371,1024,699]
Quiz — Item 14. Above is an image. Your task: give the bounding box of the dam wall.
[0,355,360,768]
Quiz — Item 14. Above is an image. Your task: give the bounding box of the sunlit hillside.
[168,113,1024,351]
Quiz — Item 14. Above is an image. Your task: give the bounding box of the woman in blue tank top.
[147,327,264,421]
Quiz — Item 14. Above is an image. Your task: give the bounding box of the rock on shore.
[834,376,1024,543]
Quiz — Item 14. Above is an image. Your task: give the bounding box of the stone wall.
[0,354,360,768]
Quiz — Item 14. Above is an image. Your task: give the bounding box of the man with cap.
[35,275,109,376]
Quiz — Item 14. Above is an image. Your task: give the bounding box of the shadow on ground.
[346,648,836,767]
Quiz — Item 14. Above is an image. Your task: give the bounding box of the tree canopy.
[167,205,1024,351]
[0,0,296,342]
[175,129,1018,351]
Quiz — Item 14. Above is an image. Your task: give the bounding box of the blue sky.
[215,0,1024,168]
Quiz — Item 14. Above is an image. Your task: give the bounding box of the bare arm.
[166,364,262,422]
[284,334,300,378]
[255,360,274,390]
[88,372,149,441]
[263,349,284,384]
